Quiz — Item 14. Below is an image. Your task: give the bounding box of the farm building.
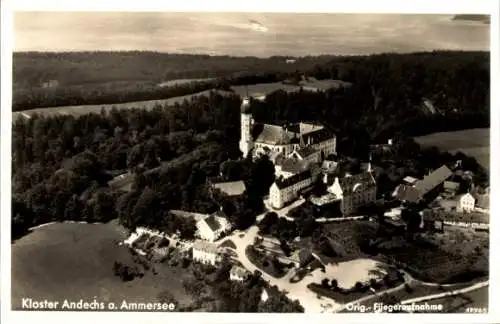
[393,165,453,204]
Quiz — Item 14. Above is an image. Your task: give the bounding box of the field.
[231,82,303,98]
[12,89,234,120]
[373,227,489,284]
[11,220,194,310]
[414,128,490,171]
[425,286,489,312]
[157,78,216,87]
[12,81,316,120]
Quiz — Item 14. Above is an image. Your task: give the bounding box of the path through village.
[218,199,489,313]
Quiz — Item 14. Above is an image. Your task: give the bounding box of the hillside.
[12,221,194,309]
[12,51,489,115]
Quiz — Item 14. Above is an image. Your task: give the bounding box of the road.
[218,198,488,313]
[222,225,343,313]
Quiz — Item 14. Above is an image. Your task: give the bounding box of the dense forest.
[13,50,489,115]
[12,50,490,240]
[12,51,333,110]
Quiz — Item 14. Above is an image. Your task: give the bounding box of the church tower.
[239,98,254,158]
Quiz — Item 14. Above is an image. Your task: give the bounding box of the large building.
[393,165,453,204]
[238,98,336,159]
[269,170,313,209]
[325,167,377,215]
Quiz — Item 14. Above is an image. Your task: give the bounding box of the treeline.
[11,92,272,239]
[13,51,333,110]
[13,51,489,121]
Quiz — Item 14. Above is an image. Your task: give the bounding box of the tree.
[321,278,330,288]
[354,281,364,291]
[330,279,339,290]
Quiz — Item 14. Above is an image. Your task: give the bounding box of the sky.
[13,12,490,57]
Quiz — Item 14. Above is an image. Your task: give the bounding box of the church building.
[238,98,336,160]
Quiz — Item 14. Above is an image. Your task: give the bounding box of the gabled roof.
[253,124,293,145]
[198,215,221,232]
[192,240,219,254]
[414,165,452,196]
[300,128,334,145]
[252,121,334,146]
[295,146,318,158]
[278,158,310,175]
[274,169,312,189]
[444,180,460,191]
[286,122,324,135]
[403,176,419,185]
[338,171,376,193]
[393,184,421,203]
[459,192,475,201]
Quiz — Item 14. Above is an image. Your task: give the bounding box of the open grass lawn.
[231,82,301,98]
[414,128,490,171]
[13,82,307,120]
[158,78,216,87]
[11,220,193,310]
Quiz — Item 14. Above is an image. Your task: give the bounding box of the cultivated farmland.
[414,128,490,171]
[12,89,234,120]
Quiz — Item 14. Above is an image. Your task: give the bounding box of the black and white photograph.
[1,1,498,323]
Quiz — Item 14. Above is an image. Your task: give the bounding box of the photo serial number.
[20,298,176,311]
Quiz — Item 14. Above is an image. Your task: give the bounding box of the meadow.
[414,128,490,171]
[12,89,233,120]
[12,81,312,120]
[11,220,194,310]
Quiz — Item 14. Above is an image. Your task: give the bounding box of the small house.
[456,193,475,213]
[196,212,232,242]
